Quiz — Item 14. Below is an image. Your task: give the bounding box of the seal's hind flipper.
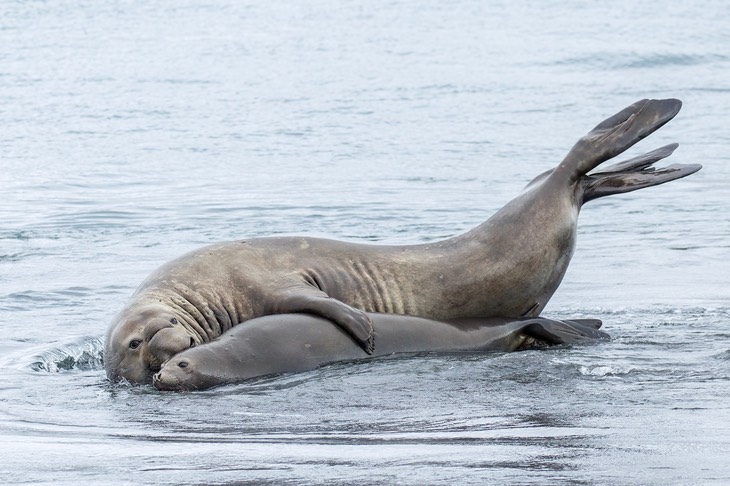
[522,318,610,345]
[555,99,682,182]
[583,162,702,202]
[591,143,678,175]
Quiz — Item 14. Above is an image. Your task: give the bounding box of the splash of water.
[28,336,105,373]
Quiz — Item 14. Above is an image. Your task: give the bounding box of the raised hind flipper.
[540,99,701,200]
[524,123,685,192]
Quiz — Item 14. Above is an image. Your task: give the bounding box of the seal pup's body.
[153,313,608,391]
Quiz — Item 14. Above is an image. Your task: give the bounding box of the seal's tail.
[546,98,701,200]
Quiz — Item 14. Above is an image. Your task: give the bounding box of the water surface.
[1,1,729,484]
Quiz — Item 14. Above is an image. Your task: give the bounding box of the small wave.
[620,53,723,69]
[0,230,32,241]
[28,336,105,373]
[1,287,99,312]
[553,52,727,70]
[578,364,635,377]
[0,252,24,262]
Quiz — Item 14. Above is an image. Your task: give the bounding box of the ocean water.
[1,1,729,484]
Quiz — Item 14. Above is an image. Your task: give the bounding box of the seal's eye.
[170,318,178,325]
[129,339,142,350]
[178,361,188,369]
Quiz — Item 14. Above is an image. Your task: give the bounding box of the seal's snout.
[143,318,174,342]
[152,366,188,391]
[147,325,196,364]
[152,369,173,390]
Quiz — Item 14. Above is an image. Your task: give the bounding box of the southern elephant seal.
[106,98,701,384]
[153,313,609,391]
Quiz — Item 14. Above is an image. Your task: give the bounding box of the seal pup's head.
[152,352,222,392]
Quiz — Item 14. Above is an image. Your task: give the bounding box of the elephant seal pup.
[106,98,701,384]
[153,313,608,391]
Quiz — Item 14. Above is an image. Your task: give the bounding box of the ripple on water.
[551,51,729,70]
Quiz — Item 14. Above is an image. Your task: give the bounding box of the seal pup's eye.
[129,339,142,350]
[178,361,188,369]
[170,318,178,325]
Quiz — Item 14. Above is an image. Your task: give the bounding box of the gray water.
[1,1,729,484]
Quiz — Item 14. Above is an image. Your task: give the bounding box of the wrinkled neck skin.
[104,285,236,383]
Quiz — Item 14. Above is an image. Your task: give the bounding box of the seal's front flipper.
[522,318,610,345]
[270,288,375,354]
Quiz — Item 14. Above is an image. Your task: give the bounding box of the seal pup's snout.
[153,359,191,391]
[152,368,177,390]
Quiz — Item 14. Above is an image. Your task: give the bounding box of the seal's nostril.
[189,337,195,348]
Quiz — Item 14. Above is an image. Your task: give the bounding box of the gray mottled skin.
[105,99,701,384]
[153,313,609,391]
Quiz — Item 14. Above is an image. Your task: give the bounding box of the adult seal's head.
[105,302,197,383]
